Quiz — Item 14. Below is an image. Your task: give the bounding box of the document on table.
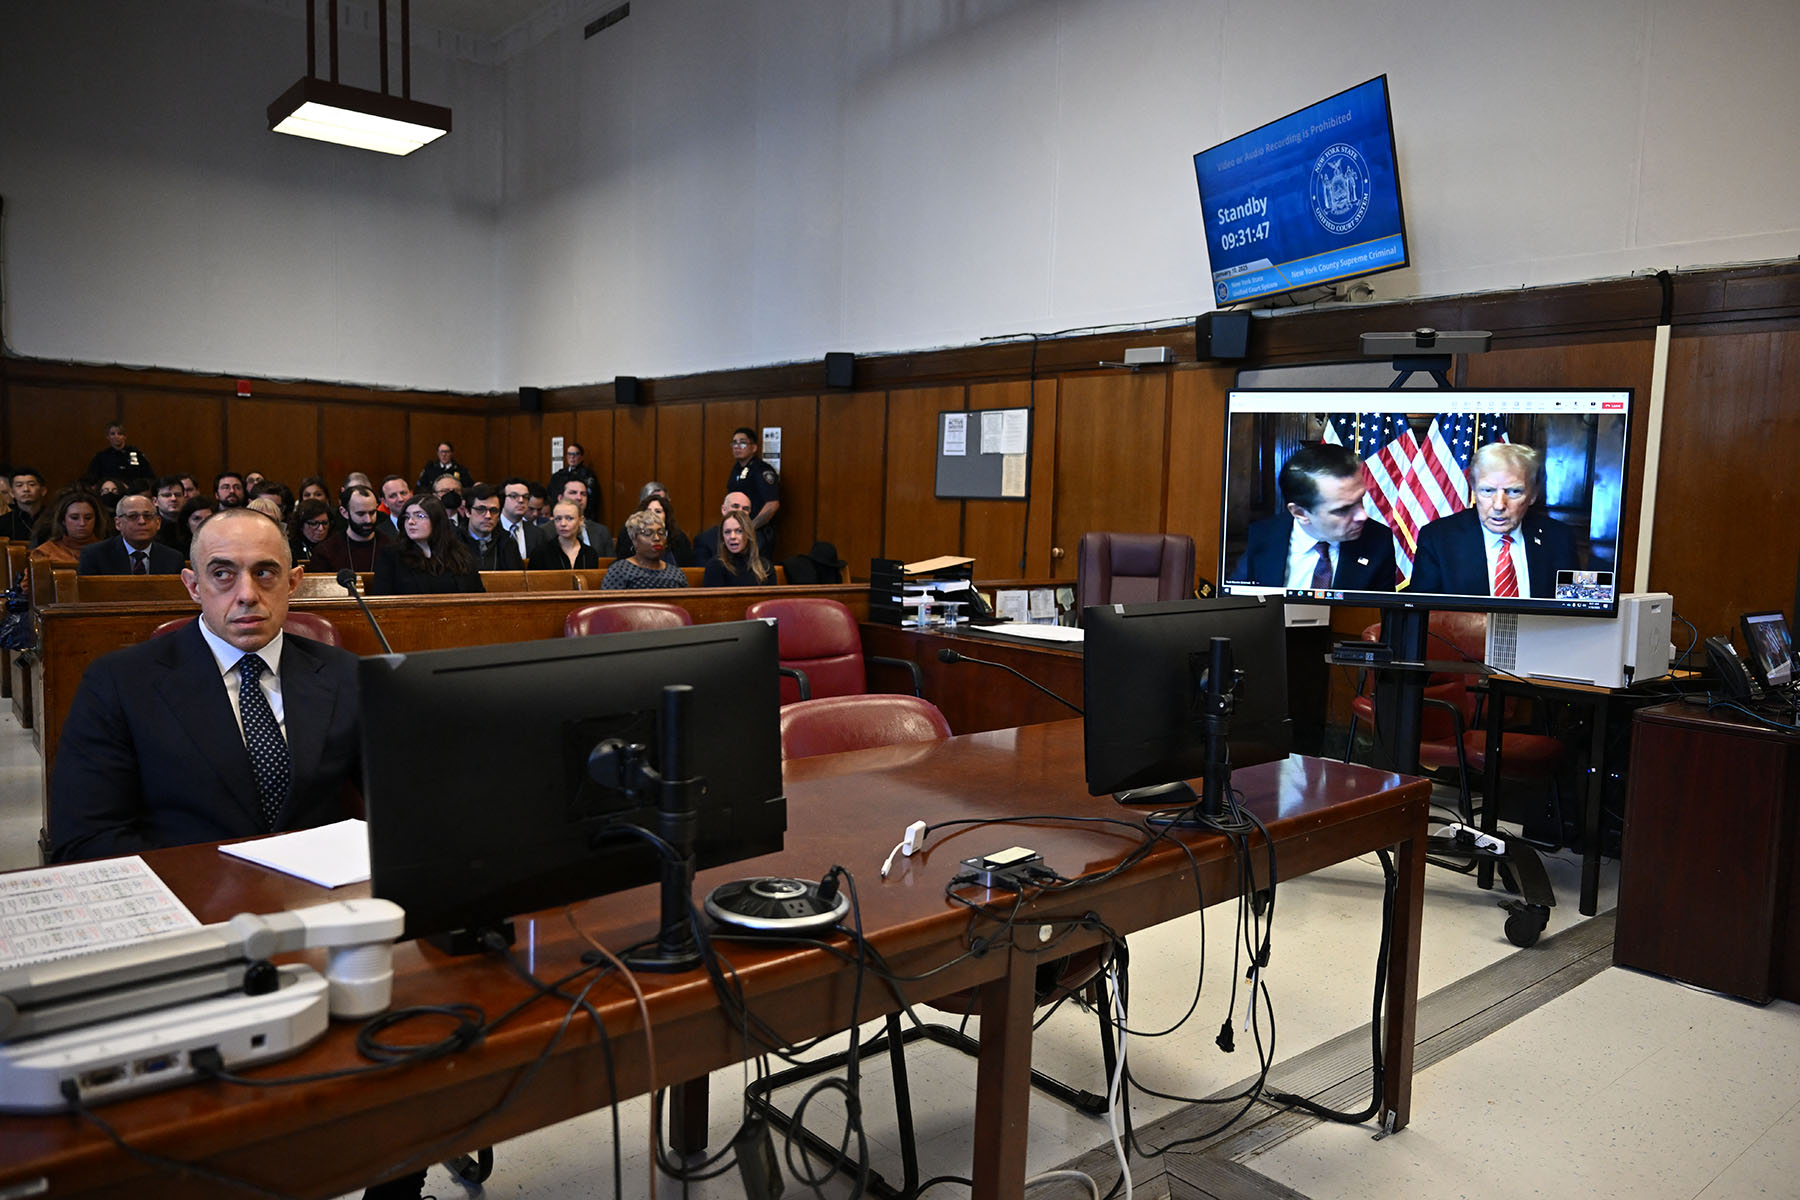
[0,856,200,971]
[219,818,371,889]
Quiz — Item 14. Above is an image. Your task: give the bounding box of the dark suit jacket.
[527,539,603,572]
[1408,509,1580,599]
[370,546,485,596]
[76,537,185,576]
[1232,513,1398,591]
[500,519,552,561]
[691,524,722,566]
[463,529,524,572]
[49,623,362,862]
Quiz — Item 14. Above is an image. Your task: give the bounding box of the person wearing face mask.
[701,510,771,587]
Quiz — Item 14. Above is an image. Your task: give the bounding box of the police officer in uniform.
[726,426,780,559]
[86,423,155,486]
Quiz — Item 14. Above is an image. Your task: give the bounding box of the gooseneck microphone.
[936,647,1083,715]
[336,568,394,654]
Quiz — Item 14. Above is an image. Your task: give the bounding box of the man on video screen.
[1233,442,1397,591]
[1409,442,1579,598]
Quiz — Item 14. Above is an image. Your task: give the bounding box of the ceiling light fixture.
[268,0,450,156]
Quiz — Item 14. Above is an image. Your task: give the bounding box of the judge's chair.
[562,600,692,637]
[1075,532,1196,614]
[747,693,1119,1197]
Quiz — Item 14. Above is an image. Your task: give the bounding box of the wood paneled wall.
[4,262,1796,650]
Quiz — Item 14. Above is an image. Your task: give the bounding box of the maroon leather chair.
[778,694,952,760]
[745,596,921,703]
[150,611,342,646]
[1075,532,1196,615]
[563,601,693,637]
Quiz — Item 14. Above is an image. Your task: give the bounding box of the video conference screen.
[1193,75,1409,306]
[1219,388,1634,617]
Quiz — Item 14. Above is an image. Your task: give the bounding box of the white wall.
[0,0,504,391]
[4,0,1797,393]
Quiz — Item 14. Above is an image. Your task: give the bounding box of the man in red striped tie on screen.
[1408,443,1581,599]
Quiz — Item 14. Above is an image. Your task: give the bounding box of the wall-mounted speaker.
[824,352,855,388]
[1196,311,1251,360]
[615,375,644,406]
[519,386,544,413]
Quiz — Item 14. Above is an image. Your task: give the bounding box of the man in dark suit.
[77,494,185,575]
[1232,442,1397,592]
[498,476,551,562]
[49,509,362,863]
[1409,442,1580,599]
[461,483,524,570]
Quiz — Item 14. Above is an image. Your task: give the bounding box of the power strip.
[0,964,329,1112]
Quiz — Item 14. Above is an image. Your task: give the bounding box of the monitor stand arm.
[587,684,705,974]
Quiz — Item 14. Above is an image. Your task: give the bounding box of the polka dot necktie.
[237,655,291,831]
[1494,534,1520,598]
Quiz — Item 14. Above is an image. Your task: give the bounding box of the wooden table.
[0,722,1429,1198]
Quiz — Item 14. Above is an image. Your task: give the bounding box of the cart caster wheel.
[1501,901,1549,948]
[444,1146,494,1185]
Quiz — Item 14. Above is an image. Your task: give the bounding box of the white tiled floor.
[10,700,1794,1200]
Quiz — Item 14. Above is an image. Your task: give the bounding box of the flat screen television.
[1218,388,1634,618]
[360,620,787,943]
[1083,596,1293,811]
[1193,75,1409,307]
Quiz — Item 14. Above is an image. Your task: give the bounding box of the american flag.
[1323,413,1418,583]
[1323,411,1508,583]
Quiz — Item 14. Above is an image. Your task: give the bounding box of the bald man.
[49,509,362,862]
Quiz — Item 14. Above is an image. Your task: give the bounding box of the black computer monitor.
[1082,596,1293,812]
[1740,610,1796,689]
[360,620,787,944]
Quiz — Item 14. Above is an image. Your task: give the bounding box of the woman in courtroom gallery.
[602,508,689,590]
[701,511,770,587]
[29,491,106,565]
[290,499,334,565]
[613,492,694,566]
[371,495,484,595]
[528,498,605,571]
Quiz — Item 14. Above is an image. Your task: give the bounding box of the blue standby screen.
[1194,76,1407,305]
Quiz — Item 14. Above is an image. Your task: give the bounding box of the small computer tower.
[1485,592,1673,688]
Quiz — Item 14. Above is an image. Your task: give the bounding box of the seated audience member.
[247,494,286,531]
[601,508,689,590]
[528,499,605,571]
[613,493,693,565]
[556,479,611,551]
[308,484,387,575]
[243,471,267,494]
[78,493,183,575]
[378,475,413,539]
[691,491,752,566]
[176,497,218,554]
[415,441,473,492]
[297,476,330,506]
[0,465,12,521]
[371,495,485,596]
[30,490,106,564]
[431,472,466,530]
[497,477,550,561]
[85,421,154,485]
[1232,442,1398,592]
[152,475,188,552]
[96,477,126,509]
[1409,442,1580,599]
[526,483,551,525]
[178,474,200,502]
[701,510,771,587]
[214,471,247,509]
[462,484,523,570]
[49,509,362,862]
[251,480,294,521]
[289,499,334,565]
[0,468,47,542]
[341,471,373,493]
